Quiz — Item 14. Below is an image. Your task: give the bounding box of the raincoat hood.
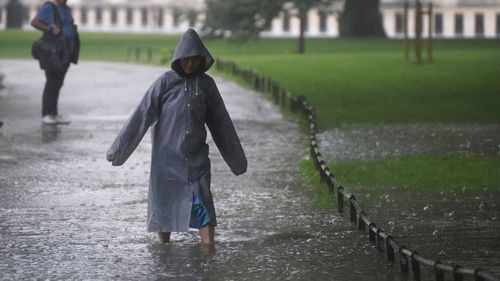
[171,29,214,76]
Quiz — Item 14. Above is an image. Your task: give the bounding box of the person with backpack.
[31,0,79,125]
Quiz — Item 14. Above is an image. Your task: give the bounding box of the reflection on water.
[41,124,61,143]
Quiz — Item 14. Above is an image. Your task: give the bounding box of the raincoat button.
[186,130,190,134]
[187,104,191,107]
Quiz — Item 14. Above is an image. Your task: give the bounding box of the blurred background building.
[0,0,499,38]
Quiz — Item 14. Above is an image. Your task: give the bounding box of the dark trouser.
[42,67,68,117]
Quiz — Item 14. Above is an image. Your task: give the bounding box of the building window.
[395,13,403,34]
[80,6,88,24]
[111,7,118,25]
[141,7,148,26]
[283,10,290,32]
[126,7,133,25]
[186,9,197,28]
[95,7,102,25]
[497,14,500,36]
[157,7,164,27]
[319,10,327,33]
[0,8,3,23]
[475,13,484,37]
[434,13,443,35]
[455,13,463,36]
[173,9,181,27]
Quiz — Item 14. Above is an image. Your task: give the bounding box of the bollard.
[411,251,421,281]
[337,186,344,213]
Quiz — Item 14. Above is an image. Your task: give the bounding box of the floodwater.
[1,60,499,280]
[319,124,500,277]
[1,60,403,281]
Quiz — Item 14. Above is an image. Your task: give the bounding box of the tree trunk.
[298,10,306,54]
[339,0,386,37]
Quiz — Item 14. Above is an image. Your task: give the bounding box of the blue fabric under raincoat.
[107,29,247,232]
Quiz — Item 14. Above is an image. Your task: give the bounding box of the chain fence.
[214,59,499,281]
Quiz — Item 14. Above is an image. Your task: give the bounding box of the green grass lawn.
[219,41,500,129]
[1,30,499,196]
[2,30,499,130]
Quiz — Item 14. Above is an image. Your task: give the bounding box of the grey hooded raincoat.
[107,29,247,232]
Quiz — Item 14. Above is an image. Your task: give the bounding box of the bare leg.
[158,232,171,244]
[199,225,214,246]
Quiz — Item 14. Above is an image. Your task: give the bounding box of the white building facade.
[1,0,499,38]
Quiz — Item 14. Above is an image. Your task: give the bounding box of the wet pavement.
[0,60,500,281]
[0,59,411,281]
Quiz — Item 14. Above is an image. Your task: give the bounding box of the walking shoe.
[42,115,58,125]
[54,114,71,125]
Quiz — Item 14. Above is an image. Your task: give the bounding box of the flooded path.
[1,60,405,280]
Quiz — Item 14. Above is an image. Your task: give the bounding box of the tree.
[287,0,335,54]
[339,0,386,37]
[204,0,285,40]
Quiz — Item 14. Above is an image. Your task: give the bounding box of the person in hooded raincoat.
[106,29,247,245]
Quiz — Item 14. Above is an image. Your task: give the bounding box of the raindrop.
[432,229,438,236]
[423,205,429,211]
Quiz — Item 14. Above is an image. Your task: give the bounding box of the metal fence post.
[358,211,366,231]
[369,223,376,244]
[400,246,409,274]
[337,186,344,213]
[349,196,357,223]
[434,261,444,281]
[411,252,421,281]
[453,266,464,281]
[386,236,395,263]
[376,230,385,252]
